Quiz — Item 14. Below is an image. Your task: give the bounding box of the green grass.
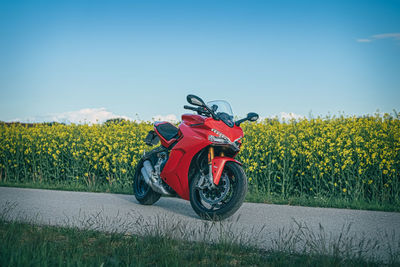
[1,180,399,212]
[245,188,400,212]
[0,220,388,267]
[0,180,132,194]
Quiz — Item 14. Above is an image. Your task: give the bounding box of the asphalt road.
[1,187,399,261]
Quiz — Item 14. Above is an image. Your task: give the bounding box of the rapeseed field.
[1,114,399,204]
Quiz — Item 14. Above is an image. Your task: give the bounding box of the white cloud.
[9,108,132,124]
[356,38,372,43]
[357,32,400,43]
[9,110,305,125]
[151,113,305,123]
[152,114,179,123]
[278,112,305,121]
[258,112,305,122]
[372,33,400,40]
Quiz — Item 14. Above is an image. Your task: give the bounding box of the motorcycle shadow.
[154,197,199,219]
[124,195,199,219]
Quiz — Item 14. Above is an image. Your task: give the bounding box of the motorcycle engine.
[154,151,168,177]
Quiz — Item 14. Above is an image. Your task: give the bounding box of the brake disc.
[199,173,230,205]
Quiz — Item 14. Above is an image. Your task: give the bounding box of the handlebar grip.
[184,105,197,111]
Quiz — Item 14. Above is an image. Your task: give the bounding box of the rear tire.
[133,159,161,205]
[189,161,247,220]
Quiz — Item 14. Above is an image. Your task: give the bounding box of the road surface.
[1,187,399,261]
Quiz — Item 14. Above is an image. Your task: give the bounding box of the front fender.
[211,157,242,185]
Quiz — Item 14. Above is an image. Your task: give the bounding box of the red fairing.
[203,117,243,144]
[181,114,206,126]
[160,117,209,200]
[160,114,243,200]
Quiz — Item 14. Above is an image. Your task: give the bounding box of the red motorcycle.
[133,95,258,220]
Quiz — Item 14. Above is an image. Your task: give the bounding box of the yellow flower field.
[240,114,399,202]
[0,114,399,203]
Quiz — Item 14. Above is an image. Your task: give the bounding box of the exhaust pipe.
[141,160,171,195]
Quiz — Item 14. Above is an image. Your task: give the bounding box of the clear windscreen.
[207,100,233,116]
[207,100,234,127]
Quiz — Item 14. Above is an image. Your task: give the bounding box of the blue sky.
[0,0,399,122]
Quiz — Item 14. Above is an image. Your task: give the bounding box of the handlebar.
[183,105,197,111]
[183,105,211,116]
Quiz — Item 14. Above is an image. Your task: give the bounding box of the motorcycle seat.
[155,122,179,141]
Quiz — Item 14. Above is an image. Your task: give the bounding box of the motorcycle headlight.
[208,135,230,144]
[208,129,240,151]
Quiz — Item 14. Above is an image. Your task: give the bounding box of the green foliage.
[240,114,399,204]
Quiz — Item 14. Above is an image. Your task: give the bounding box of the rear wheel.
[189,161,247,220]
[133,159,161,205]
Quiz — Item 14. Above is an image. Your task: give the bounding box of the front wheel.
[189,161,248,220]
[133,159,161,205]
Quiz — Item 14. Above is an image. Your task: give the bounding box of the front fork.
[207,146,226,188]
[208,147,215,188]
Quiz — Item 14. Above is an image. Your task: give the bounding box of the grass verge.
[0,181,132,194]
[245,190,400,212]
[0,220,388,267]
[1,180,399,212]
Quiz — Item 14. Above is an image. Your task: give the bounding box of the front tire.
[189,161,247,220]
[133,159,161,205]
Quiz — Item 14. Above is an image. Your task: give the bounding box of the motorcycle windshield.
[207,100,235,127]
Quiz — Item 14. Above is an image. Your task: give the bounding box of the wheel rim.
[194,168,237,212]
[135,172,150,198]
[199,173,230,205]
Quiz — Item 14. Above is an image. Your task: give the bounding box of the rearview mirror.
[187,94,205,107]
[247,112,259,122]
[235,112,259,126]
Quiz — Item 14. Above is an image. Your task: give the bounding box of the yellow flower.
[342,188,347,193]
[368,180,373,185]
